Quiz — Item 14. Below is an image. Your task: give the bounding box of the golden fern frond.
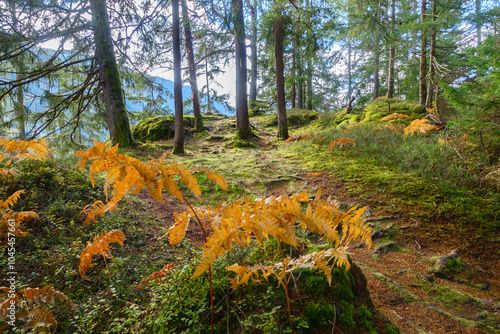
[380,113,409,121]
[168,211,193,246]
[340,206,372,248]
[22,286,74,308]
[79,229,125,279]
[137,263,175,288]
[403,118,444,137]
[329,138,355,151]
[25,306,57,333]
[81,200,117,225]
[0,190,26,210]
[193,165,228,191]
[0,138,51,175]
[168,161,201,197]
[0,168,19,178]
[186,190,371,279]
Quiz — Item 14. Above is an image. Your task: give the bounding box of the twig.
[414,240,422,250]
[364,215,399,222]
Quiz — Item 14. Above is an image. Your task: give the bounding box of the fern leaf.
[194,166,228,191]
[0,190,26,210]
[169,161,201,197]
[79,230,125,279]
[168,211,193,246]
[380,113,409,121]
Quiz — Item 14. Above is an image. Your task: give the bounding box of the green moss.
[385,324,401,334]
[132,115,194,142]
[305,301,336,327]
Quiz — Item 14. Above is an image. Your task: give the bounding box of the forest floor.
[132,113,500,334]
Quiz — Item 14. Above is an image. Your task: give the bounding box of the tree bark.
[172,0,184,154]
[181,0,203,132]
[232,0,252,139]
[425,0,436,109]
[275,17,288,139]
[297,53,303,109]
[306,57,313,110]
[387,0,396,99]
[249,0,258,111]
[373,0,381,100]
[419,0,427,106]
[291,43,296,109]
[90,0,133,147]
[476,0,481,47]
[205,57,211,113]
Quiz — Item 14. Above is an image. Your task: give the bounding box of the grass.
[282,117,500,232]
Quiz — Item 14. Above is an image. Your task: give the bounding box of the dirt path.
[138,116,500,334]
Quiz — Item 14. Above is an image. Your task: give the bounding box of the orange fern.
[76,141,228,223]
[137,263,175,289]
[403,118,445,137]
[328,138,356,151]
[165,189,371,281]
[79,229,125,279]
[380,113,409,121]
[0,285,73,332]
[0,190,38,244]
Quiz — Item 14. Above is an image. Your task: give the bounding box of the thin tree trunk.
[181,0,203,132]
[249,0,258,111]
[205,57,211,113]
[476,0,481,47]
[387,0,396,99]
[297,54,303,109]
[306,59,313,110]
[291,43,296,109]
[275,16,288,139]
[10,3,25,138]
[15,72,25,138]
[172,0,184,154]
[232,0,252,139]
[90,0,133,147]
[426,0,436,109]
[373,0,381,100]
[419,0,427,106]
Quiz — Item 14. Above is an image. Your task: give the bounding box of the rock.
[132,116,194,142]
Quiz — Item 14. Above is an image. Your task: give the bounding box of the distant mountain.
[126,76,234,116]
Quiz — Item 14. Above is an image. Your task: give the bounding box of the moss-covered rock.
[363,97,424,122]
[327,98,424,129]
[132,116,194,142]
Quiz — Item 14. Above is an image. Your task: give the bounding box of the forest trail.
[135,114,500,334]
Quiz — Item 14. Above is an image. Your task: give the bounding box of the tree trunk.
[172,0,184,154]
[373,0,381,100]
[15,72,25,138]
[181,0,203,132]
[232,0,252,139]
[297,54,303,109]
[419,0,427,106]
[291,43,296,109]
[205,57,211,113]
[275,17,288,139]
[90,0,133,147]
[476,0,481,47]
[306,59,313,110]
[249,0,258,111]
[425,0,436,109]
[387,0,396,99]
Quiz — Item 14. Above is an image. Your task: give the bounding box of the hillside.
[1,102,499,333]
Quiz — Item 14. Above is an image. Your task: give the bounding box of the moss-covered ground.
[2,100,500,333]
